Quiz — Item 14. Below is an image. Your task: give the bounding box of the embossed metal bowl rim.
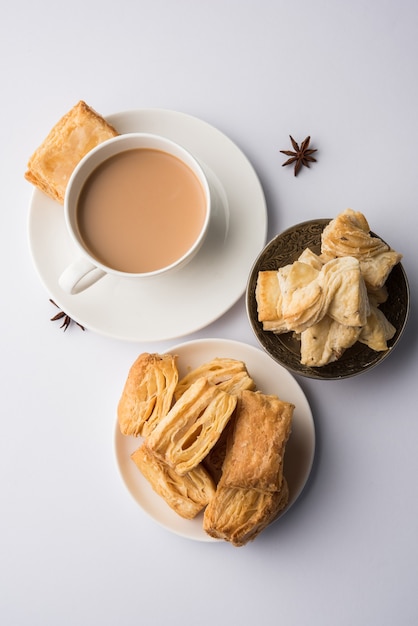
[246,219,410,380]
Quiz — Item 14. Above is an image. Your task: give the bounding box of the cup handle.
[59,257,107,294]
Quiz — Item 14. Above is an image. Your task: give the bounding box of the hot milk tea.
[76,148,207,273]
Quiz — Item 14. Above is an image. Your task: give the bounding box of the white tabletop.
[1,1,417,625]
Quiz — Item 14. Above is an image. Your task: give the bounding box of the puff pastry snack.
[220,390,293,493]
[131,444,216,519]
[300,315,362,367]
[118,353,178,438]
[358,304,396,351]
[256,209,402,366]
[358,250,403,290]
[203,480,289,547]
[273,256,369,334]
[25,100,118,203]
[174,357,255,400]
[118,352,295,544]
[203,390,292,546]
[277,261,323,333]
[146,377,237,475]
[321,256,370,327]
[255,271,286,333]
[321,208,389,259]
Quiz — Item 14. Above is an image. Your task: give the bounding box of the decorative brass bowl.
[246,219,410,380]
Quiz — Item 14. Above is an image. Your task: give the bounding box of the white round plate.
[114,338,315,542]
[28,109,267,342]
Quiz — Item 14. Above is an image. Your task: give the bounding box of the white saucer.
[28,109,267,342]
[114,339,315,542]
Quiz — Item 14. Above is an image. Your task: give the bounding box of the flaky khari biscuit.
[256,271,282,322]
[255,210,402,367]
[131,444,216,520]
[300,315,362,367]
[256,270,288,333]
[359,250,403,290]
[297,247,324,271]
[174,357,255,401]
[278,261,321,319]
[266,256,369,336]
[358,305,396,352]
[203,479,289,547]
[118,353,178,438]
[320,256,370,327]
[256,253,370,338]
[277,261,324,333]
[256,271,288,333]
[321,209,389,259]
[300,277,393,366]
[146,377,237,476]
[25,100,118,203]
[220,390,294,493]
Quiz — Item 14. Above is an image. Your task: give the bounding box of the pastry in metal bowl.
[246,211,409,380]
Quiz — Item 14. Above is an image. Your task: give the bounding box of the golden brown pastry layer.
[358,305,396,351]
[321,208,389,258]
[174,357,255,401]
[300,315,361,367]
[202,390,293,546]
[118,353,178,438]
[25,100,118,203]
[146,377,237,476]
[131,444,215,519]
[203,479,289,547]
[221,390,294,493]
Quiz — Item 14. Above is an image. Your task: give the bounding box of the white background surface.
[1,1,417,625]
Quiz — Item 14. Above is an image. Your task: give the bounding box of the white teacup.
[59,133,211,294]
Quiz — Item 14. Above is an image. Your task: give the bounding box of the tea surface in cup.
[76,147,207,273]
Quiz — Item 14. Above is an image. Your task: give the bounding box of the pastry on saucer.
[25,100,118,203]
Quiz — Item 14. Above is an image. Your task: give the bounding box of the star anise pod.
[49,299,85,332]
[280,135,317,176]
